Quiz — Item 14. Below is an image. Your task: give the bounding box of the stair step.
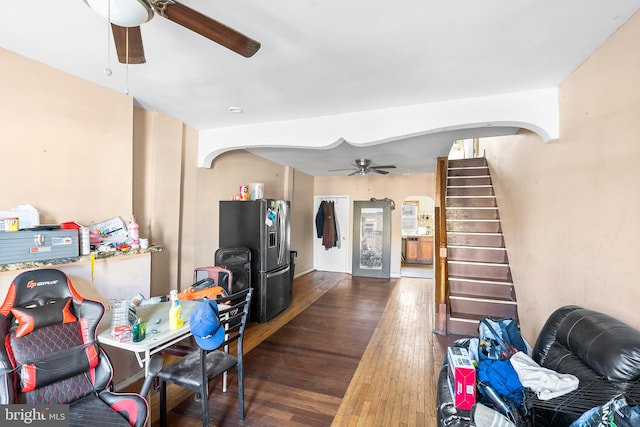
[447,232,505,247]
[448,276,513,285]
[446,207,500,220]
[448,158,487,168]
[449,293,516,304]
[449,274,513,284]
[448,309,521,336]
[448,315,483,336]
[446,196,497,208]
[448,246,509,263]
[450,298,519,319]
[447,219,502,233]
[447,186,495,197]
[448,261,511,281]
[449,277,515,299]
[447,184,493,188]
[447,176,493,186]
[448,167,490,177]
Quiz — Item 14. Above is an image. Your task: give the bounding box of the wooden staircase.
[445,157,519,336]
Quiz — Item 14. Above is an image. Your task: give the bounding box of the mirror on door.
[352,200,391,278]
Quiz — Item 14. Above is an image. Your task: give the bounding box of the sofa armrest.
[531,305,581,366]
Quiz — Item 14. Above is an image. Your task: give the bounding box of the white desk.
[98,300,199,377]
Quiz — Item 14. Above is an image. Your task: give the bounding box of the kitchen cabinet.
[405,238,419,261]
[419,236,433,262]
[403,236,433,263]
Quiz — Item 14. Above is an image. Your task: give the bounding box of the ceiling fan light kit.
[85,0,152,27]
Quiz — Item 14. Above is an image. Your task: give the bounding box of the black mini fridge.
[219,200,292,323]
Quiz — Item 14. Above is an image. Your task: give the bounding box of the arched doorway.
[400,195,435,278]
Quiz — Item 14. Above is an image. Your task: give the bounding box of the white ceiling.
[2,1,639,175]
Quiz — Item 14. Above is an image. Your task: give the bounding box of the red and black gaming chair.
[0,268,149,427]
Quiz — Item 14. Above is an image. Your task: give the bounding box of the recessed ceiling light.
[228,107,243,113]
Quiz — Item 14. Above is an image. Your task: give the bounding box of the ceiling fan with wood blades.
[84,0,261,64]
[329,158,397,176]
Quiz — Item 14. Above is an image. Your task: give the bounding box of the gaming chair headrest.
[1,269,83,311]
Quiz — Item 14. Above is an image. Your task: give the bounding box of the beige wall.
[479,10,640,343]
[0,48,133,224]
[133,108,185,296]
[290,170,315,274]
[315,173,435,277]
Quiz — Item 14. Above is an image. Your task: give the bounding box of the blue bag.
[478,317,527,361]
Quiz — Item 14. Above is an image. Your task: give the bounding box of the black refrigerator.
[219,199,291,323]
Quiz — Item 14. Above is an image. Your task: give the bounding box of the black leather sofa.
[529,305,640,426]
[436,306,640,426]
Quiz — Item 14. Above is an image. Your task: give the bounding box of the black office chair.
[157,288,252,426]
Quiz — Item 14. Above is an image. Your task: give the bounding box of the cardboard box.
[89,217,129,245]
[0,229,79,265]
[447,346,476,410]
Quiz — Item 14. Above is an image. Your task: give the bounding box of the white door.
[313,195,350,273]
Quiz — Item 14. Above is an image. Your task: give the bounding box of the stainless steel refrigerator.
[218,199,291,323]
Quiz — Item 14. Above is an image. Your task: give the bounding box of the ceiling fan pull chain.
[104,0,113,77]
[125,27,130,95]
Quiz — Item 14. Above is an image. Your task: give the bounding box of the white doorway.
[400,195,435,279]
[313,195,350,273]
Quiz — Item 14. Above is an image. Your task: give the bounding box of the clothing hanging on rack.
[315,201,325,239]
[315,200,338,249]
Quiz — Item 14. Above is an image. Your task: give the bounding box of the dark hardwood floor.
[127,271,449,426]
[160,274,395,426]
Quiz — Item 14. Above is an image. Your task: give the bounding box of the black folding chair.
[157,288,252,426]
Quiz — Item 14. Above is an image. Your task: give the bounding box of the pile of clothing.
[469,317,580,426]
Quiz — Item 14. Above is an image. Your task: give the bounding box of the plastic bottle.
[129,216,140,249]
[139,295,168,306]
[169,290,183,330]
[128,292,145,324]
